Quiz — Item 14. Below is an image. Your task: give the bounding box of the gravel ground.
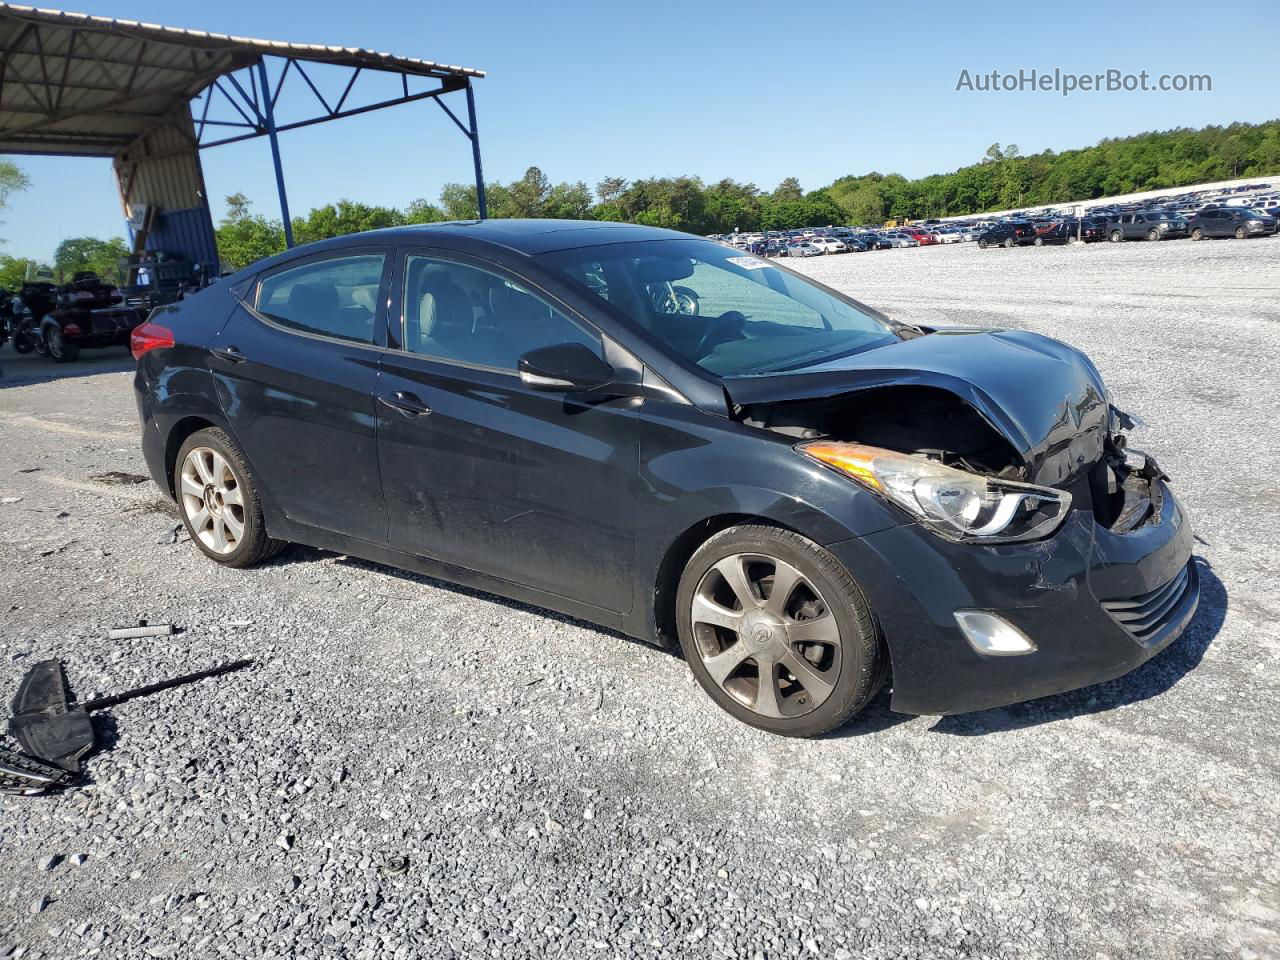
[1,237,1278,960]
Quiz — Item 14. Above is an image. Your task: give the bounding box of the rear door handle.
[380,390,432,417]
[212,345,247,364]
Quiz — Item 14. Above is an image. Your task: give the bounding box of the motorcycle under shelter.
[0,3,489,277]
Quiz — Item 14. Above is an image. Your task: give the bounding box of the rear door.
[375,249,640,614]
[210,247,392,544]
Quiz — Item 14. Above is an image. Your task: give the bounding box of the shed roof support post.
[256,58,293,247]
[465,79,486,220]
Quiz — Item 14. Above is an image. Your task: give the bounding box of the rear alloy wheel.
[1033,237,1045,246]
[175,428,284,567]
[1235,226,1247,240]
[1109,230,1123,243]
[44,325,79,363]
[676,524,885,737]
[1003,237,1016,248]
[1191,227,1203,241]
[1146,229,1160,241]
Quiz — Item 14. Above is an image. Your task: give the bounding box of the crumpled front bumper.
[827,477,1198,715]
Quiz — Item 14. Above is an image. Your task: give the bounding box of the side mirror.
[518,342,615,392]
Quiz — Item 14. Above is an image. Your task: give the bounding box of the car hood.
[722,328,1112,487]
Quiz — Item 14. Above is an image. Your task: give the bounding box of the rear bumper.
[828,477,1197,715]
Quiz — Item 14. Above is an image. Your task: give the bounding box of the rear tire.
[675,524,886,738]
[44,326,79,363]
[1191,228,1203,241]
[1109,230,1123,243]
[174,428,285,568]
[1003,237,1016,248]
[1033,237,1044,246]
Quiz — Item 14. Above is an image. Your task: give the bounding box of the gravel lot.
[2,237,1278,960]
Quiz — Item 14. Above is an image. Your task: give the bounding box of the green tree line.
[6,119,1278,275]
[214,118,1280,270]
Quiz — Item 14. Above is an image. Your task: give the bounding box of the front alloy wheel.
[676,524,885,737]
[1191,227,1203,240]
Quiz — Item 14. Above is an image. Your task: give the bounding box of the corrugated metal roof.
[0,3,485,156]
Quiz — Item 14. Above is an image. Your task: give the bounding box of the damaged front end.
[726,328,1164,539]
[722,327,1197,714]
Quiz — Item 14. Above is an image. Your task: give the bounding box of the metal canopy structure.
[0,3,488,260]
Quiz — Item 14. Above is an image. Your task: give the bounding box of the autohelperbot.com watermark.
[955,68,1211,96]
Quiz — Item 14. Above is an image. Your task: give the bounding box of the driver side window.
[401,256,602,370]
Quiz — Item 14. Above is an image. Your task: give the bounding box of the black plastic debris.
[1,658,253,796]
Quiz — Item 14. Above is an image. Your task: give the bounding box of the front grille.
[1101,562,1197,645]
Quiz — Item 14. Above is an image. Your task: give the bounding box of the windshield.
[539,238,898,377]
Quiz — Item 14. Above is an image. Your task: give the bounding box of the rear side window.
[256,253,385,344]
[401,256,601,370]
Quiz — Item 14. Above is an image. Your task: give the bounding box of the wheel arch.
[163,415,220,497]
[650,513,804,650]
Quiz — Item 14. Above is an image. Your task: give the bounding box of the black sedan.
[132,221,1198,736]
[977,222,1036,248]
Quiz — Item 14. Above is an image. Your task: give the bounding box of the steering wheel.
[695,311,747,360]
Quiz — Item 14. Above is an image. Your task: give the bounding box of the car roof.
[240,220,703,277]
[359,218,696,255]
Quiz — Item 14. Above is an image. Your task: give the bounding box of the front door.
[210,248,391,544]
[375,251,639,614]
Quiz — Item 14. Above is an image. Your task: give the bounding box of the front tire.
[675,524,885,737]
[174,428,285,568]
[978,239,988,249]
[1235,226,1247,240]
[1146,229,1160,241]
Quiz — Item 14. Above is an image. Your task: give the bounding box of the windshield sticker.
[727,256,771,270]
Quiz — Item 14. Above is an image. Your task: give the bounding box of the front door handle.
[212,345,247,364]
[380,390,432,417]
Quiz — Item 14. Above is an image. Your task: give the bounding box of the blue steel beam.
[255,58,294,248]
[466,80,487,220]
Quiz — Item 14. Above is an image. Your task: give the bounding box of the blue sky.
[6,0,1279,261]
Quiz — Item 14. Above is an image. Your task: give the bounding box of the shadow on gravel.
[0,351,134,388]
[267,543,680,658]
[929,556,1226,736]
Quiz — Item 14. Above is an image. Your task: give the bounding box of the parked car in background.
[1105,211,1189,242]
[811,238,849,255]
[977,223,1036,248]
[1188,207,1279,240]
[132,219,1198,737]
[1031,221,1073,246]
[786,241,822,257]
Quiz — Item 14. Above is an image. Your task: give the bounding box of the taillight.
[62,323,81,336]
[130,321,174,359]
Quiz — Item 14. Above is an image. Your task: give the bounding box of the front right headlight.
[798,441,1072,544]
